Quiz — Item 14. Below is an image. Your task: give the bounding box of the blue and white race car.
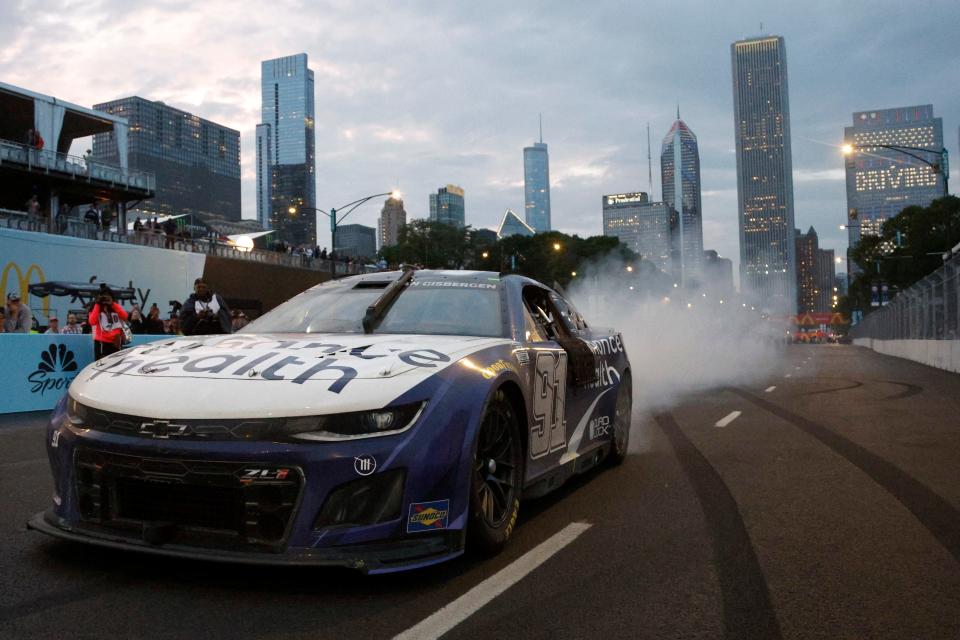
[30,270,632,573]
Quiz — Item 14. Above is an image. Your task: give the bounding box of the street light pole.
[290,190,399,278]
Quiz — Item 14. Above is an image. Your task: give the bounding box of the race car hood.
[69,333,511,419]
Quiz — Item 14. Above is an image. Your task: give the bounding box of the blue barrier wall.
[0,334,165,414]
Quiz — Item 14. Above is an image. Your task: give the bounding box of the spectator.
[162,217,177,249]
[100,204,112,232]
[180,278,231,335]
[25,195,41,218]
[133,217,144,233]
[57,202,70,234]
[44,317,60,334]
[320,247,328,260]
[0,309,5,333]
[142,304,165,334]
[230,310,249,332]
[4,292,31,333]
[60,313,83,335]
[89,285,128,360]
[128,305,145,334]
[84,204,99,226]
[166,316,183,336]
[83,149,93,176]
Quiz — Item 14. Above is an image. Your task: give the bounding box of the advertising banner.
[0,334,163,414]
[1,227,206,326]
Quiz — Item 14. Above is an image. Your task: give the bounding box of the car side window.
[549,293,585,335]
[522,285,560,342]
[522,305,549,342]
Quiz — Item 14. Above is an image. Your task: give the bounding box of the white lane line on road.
[785,373,792,378]
[794,366,801,370]
[764,386,776,393]
[714,411,742,428]
[393,522,592,640]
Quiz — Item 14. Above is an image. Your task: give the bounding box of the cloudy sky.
[3,0,958,281]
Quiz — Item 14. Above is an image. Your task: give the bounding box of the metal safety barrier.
[850,247,960,341]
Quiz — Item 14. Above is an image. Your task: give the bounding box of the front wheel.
[608,374,632,465]
[468,389,523,553]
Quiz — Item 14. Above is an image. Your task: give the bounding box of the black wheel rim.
[614,381,631,455]
[474,404,519,528]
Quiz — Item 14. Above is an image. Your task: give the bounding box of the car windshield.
[241,275,504,337]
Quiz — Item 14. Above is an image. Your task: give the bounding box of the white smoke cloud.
[568,259,787,451]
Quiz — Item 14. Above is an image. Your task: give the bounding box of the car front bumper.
[29,509,463,574]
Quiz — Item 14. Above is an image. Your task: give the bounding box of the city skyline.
[3,2,958,283]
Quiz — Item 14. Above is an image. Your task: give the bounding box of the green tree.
[845,195,960,312]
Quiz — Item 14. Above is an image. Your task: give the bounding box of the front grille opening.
[74,449,303,551]
[115,478,242,532]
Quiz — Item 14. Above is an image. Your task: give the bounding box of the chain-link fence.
[850,252,960,340]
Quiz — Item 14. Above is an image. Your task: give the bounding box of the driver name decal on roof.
[408,281,498,289]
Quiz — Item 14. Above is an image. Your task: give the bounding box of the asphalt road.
[2,344,959,639]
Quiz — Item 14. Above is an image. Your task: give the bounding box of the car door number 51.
[530,351,567,459]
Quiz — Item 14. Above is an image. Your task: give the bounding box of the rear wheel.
[468,390,523,553]
[608,374,632,465]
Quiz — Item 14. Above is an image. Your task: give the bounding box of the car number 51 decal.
[530,351,567,459]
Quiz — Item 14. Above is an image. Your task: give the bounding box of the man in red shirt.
[89,285,128,360]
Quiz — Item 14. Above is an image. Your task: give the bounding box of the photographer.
[180,278,231,335]
[89,285,128,360]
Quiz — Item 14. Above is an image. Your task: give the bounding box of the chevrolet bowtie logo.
[139,420,189,439]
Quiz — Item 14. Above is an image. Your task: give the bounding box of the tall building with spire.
[731,35,797,314]
[660,109,704,286]
[257,53,316,246]
[523,115,551,232]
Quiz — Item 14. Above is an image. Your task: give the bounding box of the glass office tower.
[602,192,673,273]
[258,53,316,246]
[731,35,797,314]
[661,115,704,285]
[429,185,465,227]
[843,106,945,255]
[93,97,241,224]
[524,124,551,232]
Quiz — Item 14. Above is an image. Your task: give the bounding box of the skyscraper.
[731,35,797,314]
[429,185,465,227]
[378,196,406,249]
[257,53,316,246]
[524,117,551,232]
[92,97,240,224]
[843,106,945,253]
[795,227,835,313]
[661,112,704,285]
[602,192,672,273]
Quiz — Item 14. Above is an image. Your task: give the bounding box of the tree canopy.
[841,195,960,314]
[379,222,661,289]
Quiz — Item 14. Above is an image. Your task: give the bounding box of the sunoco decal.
[407,499,450,532]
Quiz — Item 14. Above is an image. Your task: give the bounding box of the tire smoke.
[567,261,787,452]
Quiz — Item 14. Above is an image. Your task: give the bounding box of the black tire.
[468,389,523,553]
[608,373,632,465]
